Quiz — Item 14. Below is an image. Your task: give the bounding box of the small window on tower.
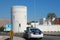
[19,24,21,27]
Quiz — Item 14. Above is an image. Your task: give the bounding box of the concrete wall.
[26,25,60,35]
[37,25,60,32]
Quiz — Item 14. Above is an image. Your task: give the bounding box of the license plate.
[35,33,39,35]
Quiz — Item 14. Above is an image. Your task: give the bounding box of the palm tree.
[46,12,57,24]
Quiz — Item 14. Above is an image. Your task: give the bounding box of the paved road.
[0,35,60,40]
[41,35,60,40]
[24,35,60,40]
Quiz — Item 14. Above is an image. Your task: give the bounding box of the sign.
[5,24,12,31]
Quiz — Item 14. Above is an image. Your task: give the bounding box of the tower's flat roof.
[12,6,27,8]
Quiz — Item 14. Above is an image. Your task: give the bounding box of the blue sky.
[0,0,60,21]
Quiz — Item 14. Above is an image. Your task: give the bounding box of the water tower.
[11,6,27,33]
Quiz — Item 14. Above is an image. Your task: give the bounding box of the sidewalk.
[0,36,25,40]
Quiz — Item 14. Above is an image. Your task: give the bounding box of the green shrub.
[0,27,4,31]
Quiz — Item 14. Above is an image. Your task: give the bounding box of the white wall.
[28,23,60,32]
[37,25,60,32]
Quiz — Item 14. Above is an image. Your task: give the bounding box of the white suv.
[24,27,43,39]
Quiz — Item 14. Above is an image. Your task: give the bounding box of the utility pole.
[34,0,36,21]
[34,0,37,27]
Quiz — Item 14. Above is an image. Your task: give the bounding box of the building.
[39,18,56,25]
[55,18,60,25]
[11,6,27,33]
[39,18,48,25]
[39,18,43,25]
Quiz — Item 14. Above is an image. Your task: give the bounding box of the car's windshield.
[30,28,41,32]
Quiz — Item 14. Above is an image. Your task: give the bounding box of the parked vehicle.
[24,27,43,39]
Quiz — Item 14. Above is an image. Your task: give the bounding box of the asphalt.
[0,35,60,40]
[41,35,60,40]
[24,35,60,40]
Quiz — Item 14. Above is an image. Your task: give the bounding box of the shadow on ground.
[5,38,11,40]
[24,38,42,40]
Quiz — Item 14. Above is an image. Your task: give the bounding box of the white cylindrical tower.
[11,6,27,33]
